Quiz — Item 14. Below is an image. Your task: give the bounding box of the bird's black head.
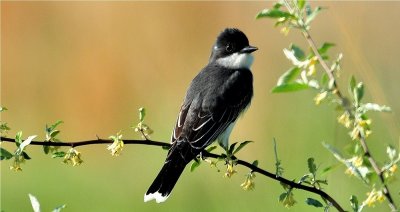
[209,28,258,69]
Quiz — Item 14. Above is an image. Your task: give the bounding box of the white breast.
[216,53,254,69]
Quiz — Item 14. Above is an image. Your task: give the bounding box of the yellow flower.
[365,130,372,138]
[314,91,328,105]
[10,155,25,171]
[307,56,318,76]
[280,27,290,36]
[357,119,372,138]
[63,148,83,166]
[358,119,372,127]
[350,127,360,140]
[108,133,124,156]
[376,191,385,203]
[384,164,398,179]
[224,163,237,178]
[363,188,385,207]
[241,173,256,191]
[134,122,154,139]
[389,164,397,173]
[345,167,355,176]
[353,156,363,167]
[108,140,124,156]
[338,112,352,128]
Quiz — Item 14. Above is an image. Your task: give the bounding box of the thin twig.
[1,136,345,211]
[282,0,397,207]
[301,28,397,211]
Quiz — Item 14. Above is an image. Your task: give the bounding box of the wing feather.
[170,67,253,153]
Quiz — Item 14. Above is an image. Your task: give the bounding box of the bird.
[144,28,257,203]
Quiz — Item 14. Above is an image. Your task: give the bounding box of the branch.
[0,136,169,148]
[1,136,345,211]
[301,28,397,211]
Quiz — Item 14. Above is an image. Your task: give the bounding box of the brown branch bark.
[1,136,345,211]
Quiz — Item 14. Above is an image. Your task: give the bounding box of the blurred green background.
[1,1,399,211]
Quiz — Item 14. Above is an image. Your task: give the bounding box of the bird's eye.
[226,44,234,53]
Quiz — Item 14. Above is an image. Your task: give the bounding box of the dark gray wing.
[170,67,253,152]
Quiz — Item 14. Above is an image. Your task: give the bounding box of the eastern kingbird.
[144,28,257,203]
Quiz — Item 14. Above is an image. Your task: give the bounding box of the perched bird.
[144,28,257,203]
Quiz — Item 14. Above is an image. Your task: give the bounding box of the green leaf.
[45,121,63,145]
[307,158,317,175]
[277,67,301,86]
[272,82,309,93]
[50,130,60,138]
[232,141,253,155]
[52,204,66,212]
[321,164,338,175]
[279,191,296,207]
[228,142,238,155]
[252,160,259,167]
[52,151,66,158]
[346,164,370,185]
[316,179,328,185]
[15,131,23,147]
[323,143,345,162]
[297,0,306,10]
[320,73,329,87]
[324,141,371,184]
[349,195,359,212]
[354,82,364,104]
[256,8,293,19]
[274,17,289,27]
[349,76,356,95]
[28,193,41,212]
[139,107,146,122]
[305,198,324,208]
[0,122,11,132]
[283,48,307,66]
[49,120,63,132]
[18,135,37,153]
[15,134,37,156]
[0,147,14,160]
[318,42,335,55]
[273,2,282,9]
[279,192,288,202]
[290,44,305,60]
[299,174,311,183]
[43,145,50,155]
[22,151,31,160]
[190,160,200,172]
[0,106,8,112]
[305,6,322,25]
[206,146,217,153]
[305,4,312,16]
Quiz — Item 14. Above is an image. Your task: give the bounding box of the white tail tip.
[144,192,169,203]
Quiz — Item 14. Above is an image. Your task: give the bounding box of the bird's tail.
[144,156,187,203]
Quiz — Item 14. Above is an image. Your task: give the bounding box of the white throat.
[216,53,254,69]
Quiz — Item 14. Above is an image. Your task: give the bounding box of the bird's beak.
[240,45,258,53]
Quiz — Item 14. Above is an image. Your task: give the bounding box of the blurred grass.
[1,1,399,211]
